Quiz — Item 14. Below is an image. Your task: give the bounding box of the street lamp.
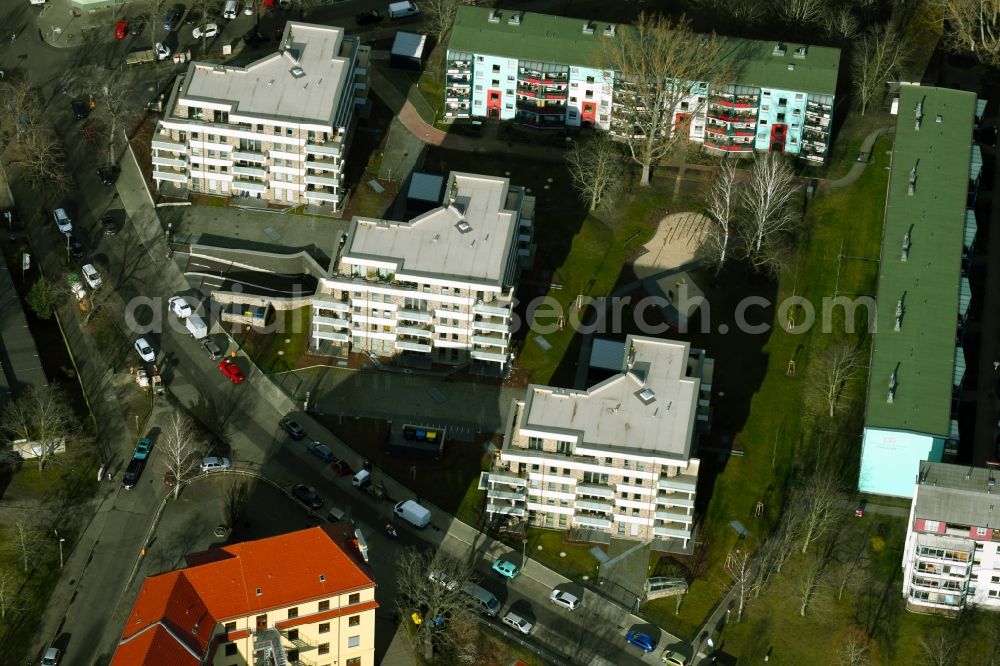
[58,538,65,569]
[521,538,528,570]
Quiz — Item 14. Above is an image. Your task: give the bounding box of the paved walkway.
[823,126,895,190]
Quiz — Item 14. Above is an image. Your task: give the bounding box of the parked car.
[123,458,145,489]
[200,456,231,473]
[98,165,119,185]
[133,436,153,460]
[130,17,146,35]
[549,588,580,611]
[330,457,353,477]
[81,263,102,289]
[193,23,218,39]
[662,650,688,666]
[114,18,129,39]
[163,3,184,31]
[356,9,383,25]
[244,1,254,14]
[502,611,533,635]
[292,483,323,509]
[428,570,458,591]
[101,214,119,236]
[134,337,156,363]
[491,559,519,580]
[168,295,193,318]
[202,338,223,360]
[219,359,245,384]
[71,100,89,120]
[307,441,334,463]
[67,235,84,259]
[280,417,305,440]
[53,207,72,234]
[185,9,202,25]
[155,42,171,60]
[41,646,62,666]
[625,630,657,653]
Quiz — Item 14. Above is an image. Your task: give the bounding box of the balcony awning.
[313,315,349,328]
[152,137,186,151]
[575,484,614,499]
[152,155,186,168]
[472,335,507,348]
[487,488,525,501]
[487,473,527,487]
[656,509,693,524]
[473,320,507,333]
[398,309,433,323]
[233,165,266,178]
[653,525,691,539]
[964,210,977,252]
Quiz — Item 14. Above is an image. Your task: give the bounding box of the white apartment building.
[902,462,1000,615]
[480,336,712,551]
[311,172,533,370]
[152,22,369,211]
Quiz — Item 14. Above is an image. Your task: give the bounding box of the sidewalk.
[36,0,112,48]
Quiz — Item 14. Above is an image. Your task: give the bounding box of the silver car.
[549,588,580,611]
[502,611,533,635]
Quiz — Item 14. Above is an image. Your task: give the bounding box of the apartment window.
[992,590,1000,598]
[604,457,612,464]
[492,64,500,73]
[477,56,484,62]
[528,437,543,450]
[347,659,362,666]
[971,573,979,581]
[287,629,299,642]
[224,622,237,632]
[348,635,361,648]
[549,466,557,474]
[547,482,557,491]
[623,477,631,485]
[633,493,642,500]
[585,90,593,99]
[349,614,361,627]
[979,527,989,536]
[492,80,500,87]
[777,113,786,122]
[349,593,361,605]
[636,462,645,472]
[570,96,578,103]
[632,508,640,516]
[319,623,330,634]
[559,514,568,527]
[256,123,264,131]
[531,464,540,472]
[287,607,298,619]
[507,75,515,81]
[778,97,787,106]
[318,600,330,611]
[992,576,1000,583]
[586,75,595,84]
[225,644,237,656]
[288,650,299,661]
[319,643,330,655]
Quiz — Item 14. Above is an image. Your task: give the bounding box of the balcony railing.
[152,169,188,183]
[472,319,508,333]
[573,514,611,529]
[398,309,433,324]
[576,484,614,499]
[397,325,432,338]
[657,475,697,492]
[152,134,186,152]
[232,149,266,163]
[304,187,339,203]
[396,340,432,353]
[471,349,507,364]
[472,334,508,348]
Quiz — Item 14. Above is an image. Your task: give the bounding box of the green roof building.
[445,6,840,163]
[860,85,979,498]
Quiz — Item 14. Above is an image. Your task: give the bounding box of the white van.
[388,1,419,19]
[352,469,371,488]
[223,0,238,19]
[185,314,208,340]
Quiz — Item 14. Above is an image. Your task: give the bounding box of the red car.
[114,19,129,39]
[219,359,245,384]
[330,458,353,477]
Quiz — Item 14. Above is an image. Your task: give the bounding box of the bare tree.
[7,130,71,194]
[838,626,873,666]
[421,0,466,42]
[5,513,46,572]
[687,0,768,24]
[223,479,249,528]
[852,26,910,115]
[833,542,871,601]
[938,0,1000,67]
[794,471,844,554]
[723,547,758,621]
[190,0,223,53]
[704,160,739,275]
[0,566,24,619]
[395,548,478,661]
[739,152,799,263]
[795,554,826,616]
[85,68,132,164]
[0,74,43,147]
[919,627,959,666]
[596,13,734,186]
[565,133,625,211]
[160,413,201,499]
[755,503,803,594]
[773,0,829,25]
[822,6,860,40]
[135,0,168,53]
[0,385,78,471]
[806,340,863,418]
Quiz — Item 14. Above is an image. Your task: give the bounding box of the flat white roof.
[392,31,427,59]
[343,172,520,285]
[180,22,351,126]
[521,336,701,459]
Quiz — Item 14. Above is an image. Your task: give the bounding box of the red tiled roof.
[111,527,375,665]
[109,624,200,666]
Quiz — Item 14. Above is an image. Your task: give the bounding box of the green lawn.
[646,137,894,641]
[234,306,311,374]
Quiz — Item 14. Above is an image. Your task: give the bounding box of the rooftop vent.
[915,99,924,130]
[508,12,521,25]
[936,114,943,123]
[901,230,911,261]
[255,588,262,596]
[773,43,786,56]
[637,387,656,405]
[604,24,616,37]
[319,574,326,582]
[908,162,918,195]
[488,9,501,23]
[582,22,595,35]
[793,46,808,58]
[290,66,306,79]
[787,63,795,71]
[456,220,472,234]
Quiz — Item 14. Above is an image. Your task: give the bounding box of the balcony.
[576,498,614,513]
[575,484,614,499]
[487,503,526,517]
[656,509,693,524]
[396,340,432,353]
[233,165,267,178]
[232,149,266,163]
[516,101,566,116]
[397,325,432,338]
[657,475,697,492]
[232,179,267,193]
[306,157,339,172]
[654,525,691,539]
[304,187,339,203]
[313,315,349,329]
[152,134,186,152]
[398,309,433,324]
[305,141,342,157]
[313,299,350,313]
[519,73,569,85]
[487,487,525,501]
[473,319,508,333]
[152,155,186,168]
[472,334,508,348]
[471,349,507,364]
[152,169,187,183]
[573,514,611,529]
[485,472,528,488]
[656,495,695,508]
[305,173,340,188]
[474,301,512,318]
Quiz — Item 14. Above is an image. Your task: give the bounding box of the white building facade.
[152,22,369,211]
[902,462,1000,615]
[480,336,712,551]
[311,172,533,370]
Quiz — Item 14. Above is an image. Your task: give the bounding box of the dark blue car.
[625,629,657,653]
[163,4,184,31]
[71,100,89,120]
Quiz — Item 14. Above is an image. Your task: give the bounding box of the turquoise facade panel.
[859,427,945,498]
[754,87,809,155]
